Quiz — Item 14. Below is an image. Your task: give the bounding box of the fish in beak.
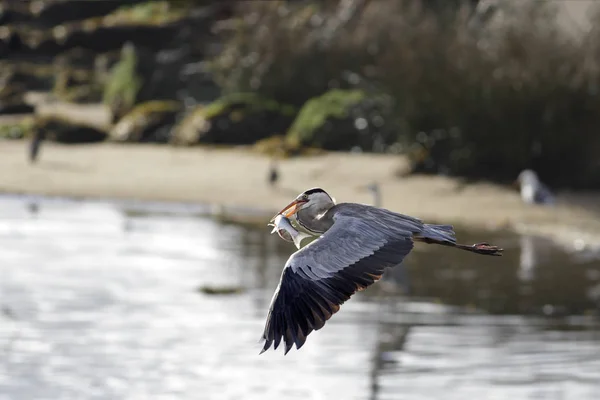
[268,198,307,224]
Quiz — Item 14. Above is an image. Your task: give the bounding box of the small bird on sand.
[366,182,382,208]
[515,169,555,205]
[268,160,279,187]
[29,130,45,163]
[364,182,411,295]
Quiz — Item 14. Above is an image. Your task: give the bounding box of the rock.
[54,47,98,69]
[286,89,396,152]
[252,135,324,158]
[0,2,31,25]
[0,84,34,115]
[33,115,107,143]
[0,99,34,115]
[3,1,192,58]
[54,84,103,103]
[35,101,112,133]
[197,284,246,295]
[0,116,34,140]
[109,100,181,143]
[0,62,56,91]
[171,93,296,146]
[53,63,100,103]
[30,0,150,27]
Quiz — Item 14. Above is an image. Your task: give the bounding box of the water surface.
[0,195,599,400]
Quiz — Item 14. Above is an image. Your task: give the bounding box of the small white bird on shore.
[366,182,382,207]
[515,169,555,205]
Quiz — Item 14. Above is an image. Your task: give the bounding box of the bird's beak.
[269,199,307,223]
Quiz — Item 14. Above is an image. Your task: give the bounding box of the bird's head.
[270,188,335,223]
[514,169,539,188]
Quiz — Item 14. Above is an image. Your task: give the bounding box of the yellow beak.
[268,199,307,224]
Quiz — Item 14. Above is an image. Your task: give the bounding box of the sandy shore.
[2,140,600,248]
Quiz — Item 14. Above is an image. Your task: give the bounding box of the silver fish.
[268,214,312,249]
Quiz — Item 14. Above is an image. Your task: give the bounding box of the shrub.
[171,93,296,145]
[103,42,142,120]
[287,89,396,151]
[209,0,600,188]
[109,100,181,143]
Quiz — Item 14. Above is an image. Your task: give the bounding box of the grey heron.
[515,169,555,205]
[260,187,503,354]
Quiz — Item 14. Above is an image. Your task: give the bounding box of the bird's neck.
[292,232,314,249]
[295,207,334,235]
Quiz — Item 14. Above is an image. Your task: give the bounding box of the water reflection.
[0,195,600,400]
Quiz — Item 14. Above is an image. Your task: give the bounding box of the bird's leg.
[414,236,503,256]
[454,242,503,256]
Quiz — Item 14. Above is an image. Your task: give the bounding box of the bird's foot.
[472,242,503,256]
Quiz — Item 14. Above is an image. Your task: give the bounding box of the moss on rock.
[252,135,324,158]
[103,43,142,121]
[286,89,395,151]
[171,93,296,146]
[0,61,56,91]
[109,100,181,143]
[0,83,34,115]
[53,66,101,103]
[101,1,187,26]
[0,117,35,140]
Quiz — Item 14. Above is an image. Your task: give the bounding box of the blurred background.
[2,0,600,399]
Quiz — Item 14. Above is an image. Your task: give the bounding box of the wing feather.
[260,203,422,354]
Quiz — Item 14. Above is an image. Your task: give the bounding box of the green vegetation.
[171,93,296,146]
[53,68,101,103]
[197,285,246,296]
[102,1,187,25]
[103,44,143,119]
[109,100,181,142]
[5,0,600,189]
[0,118,35,140]
[286,89,365,147]
[209,0,600,188]
[201,93,295,120]
[52,0,187,35]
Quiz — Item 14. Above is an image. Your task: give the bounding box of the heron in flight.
[260,187,503,355]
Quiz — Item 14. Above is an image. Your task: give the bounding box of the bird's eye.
[302,194,308,200]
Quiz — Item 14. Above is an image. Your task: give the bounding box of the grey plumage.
[261,190,502,355]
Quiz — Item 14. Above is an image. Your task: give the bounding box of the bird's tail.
[421,224,457,244]
[416,224,503,256]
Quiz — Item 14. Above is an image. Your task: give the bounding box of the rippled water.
[1,195,600,400]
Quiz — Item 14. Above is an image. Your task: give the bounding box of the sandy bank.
[2,141,600,249]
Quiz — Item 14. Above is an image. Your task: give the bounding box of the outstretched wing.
[260,204,423,354]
